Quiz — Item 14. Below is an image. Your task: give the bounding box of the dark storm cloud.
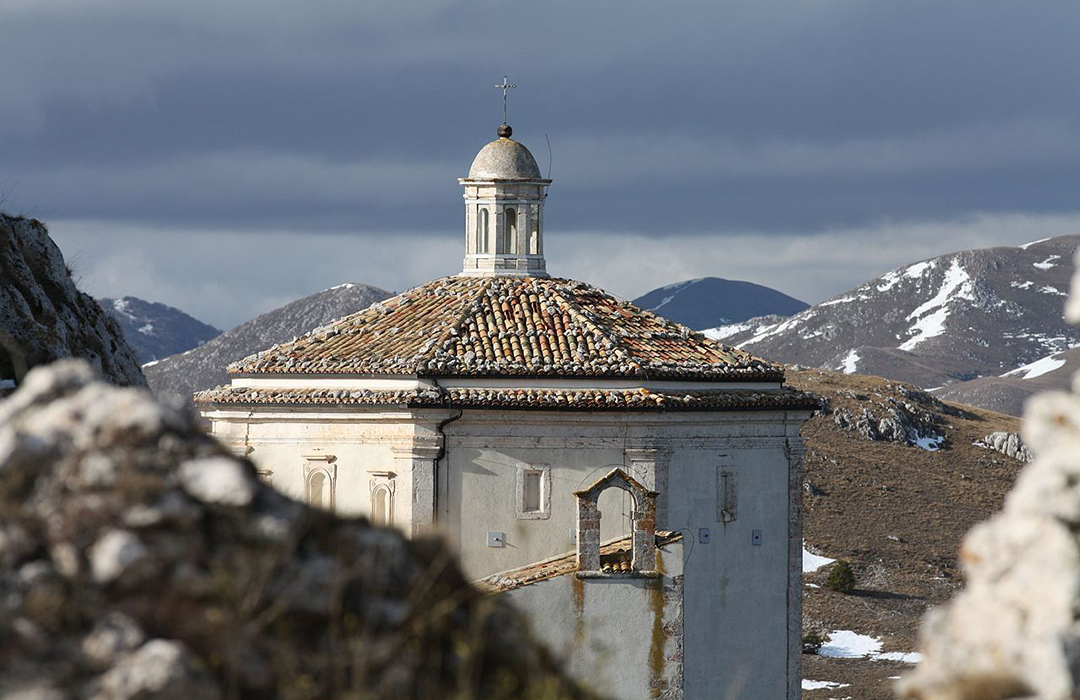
[1,0,1078,235]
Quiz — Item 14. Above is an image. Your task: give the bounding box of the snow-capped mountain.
[632,277,808,330]
[100,296,221,365]
[706,236,1080,395]
[145,282,392,403]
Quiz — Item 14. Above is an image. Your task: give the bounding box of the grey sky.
[2,0,1078,328]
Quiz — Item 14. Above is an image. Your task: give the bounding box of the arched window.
[502,208,517,254]
[373,486,391,526]
[574,468,658,574]
[304,456,336,511]
[598,486,632,543]
[528,204,540,255]
[369,472,396,527]
[308,471,328,509]
[478,208,490,253]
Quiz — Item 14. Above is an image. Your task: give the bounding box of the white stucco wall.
[439,409,806,700]
[204,403,808,700]
[501,543,684,700]
[204,408,433,532]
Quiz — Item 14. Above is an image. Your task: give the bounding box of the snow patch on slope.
[877,260,936,293]
[802,679,849,691]
[898,259,974,351]
[649,279,703,313]
[819,631,923,664]
[803,544,835,573]
[1034,255,1061,270]
[744,312,813,345]
[111,298,134,320]
[838,349,860,374]
[1004,352,1067,379]
[704,321,755,341]
[914,432,945,451]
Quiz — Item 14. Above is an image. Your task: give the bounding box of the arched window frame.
[368,471,397,527]
[478,207,490,254]
[303,454,337,511]
[528,204,540,255]
[574,467,659,576]
[502,207,517,254]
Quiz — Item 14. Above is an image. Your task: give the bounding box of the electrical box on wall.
[487,531,505,548]
[752,529,763,546]
[698,528,711,544]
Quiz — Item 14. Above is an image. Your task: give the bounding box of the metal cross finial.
[494,75,516,125]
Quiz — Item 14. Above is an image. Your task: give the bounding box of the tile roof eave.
[226,366,786,382]
[193,386,821,413]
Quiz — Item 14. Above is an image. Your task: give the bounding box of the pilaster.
[625,448,673,529]
[784,436,808,700]
[391,438,441,537]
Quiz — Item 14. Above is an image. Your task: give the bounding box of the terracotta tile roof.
[475,531,682,593]
[193,384,820,412]
[226,276,782,381]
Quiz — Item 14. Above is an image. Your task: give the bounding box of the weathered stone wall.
[899,250,1080,700]
[0,214,144,391]
[0,361,596,700]
[501,544,685,700]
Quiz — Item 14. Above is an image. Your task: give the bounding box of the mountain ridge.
[706,236,1080,408]
[145,282,392,402]
[100,295,221,364]
[632,276,808,330]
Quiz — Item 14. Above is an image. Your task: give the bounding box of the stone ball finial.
[497,124,512,138]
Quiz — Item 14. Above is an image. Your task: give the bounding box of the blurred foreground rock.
[0,214,144,392]
[900,251,1080,700]
[0,360,594,700]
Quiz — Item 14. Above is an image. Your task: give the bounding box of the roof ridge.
[549,280,646,375]
[425,277,495,368]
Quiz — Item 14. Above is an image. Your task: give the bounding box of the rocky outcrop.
[829,383,957,449]
[0,361,594,700]
[900,249,1080,700]
[974,431,1033,463]
[0,214,144,394]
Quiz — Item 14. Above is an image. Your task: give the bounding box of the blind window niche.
[523,470,542,512]
[516,464,551,520]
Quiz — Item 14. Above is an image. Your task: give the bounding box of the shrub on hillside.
[825,560,856,593]
[802,631,826,654]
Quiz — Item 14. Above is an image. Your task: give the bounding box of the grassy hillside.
[789,367,1025,699]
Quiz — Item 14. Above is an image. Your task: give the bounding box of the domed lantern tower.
[459,123,551,277]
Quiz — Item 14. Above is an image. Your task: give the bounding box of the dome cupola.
[459,123,551,278]
[467,124,544,181]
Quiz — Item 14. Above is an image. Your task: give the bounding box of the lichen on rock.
[0,359,595,700]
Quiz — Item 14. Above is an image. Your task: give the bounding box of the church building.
[196,119,816,700]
